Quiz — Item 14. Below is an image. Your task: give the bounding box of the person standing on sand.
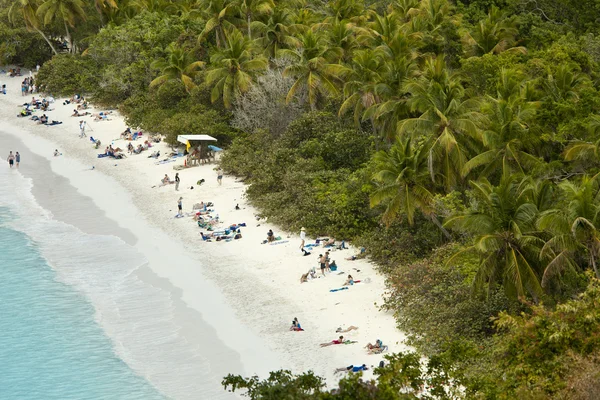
[217,167,223,185]
[79,120,86,138]
[177,197,183,217]
[15,152,20,168]
[319,254,327,276]
[175,173,180,191]
[7,151,15,168]
[300,227,306,250]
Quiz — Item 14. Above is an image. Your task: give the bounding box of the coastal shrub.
[222,111,377,238]
[85,12,187,105]
[223,352,460,399]
[490,276,600,396]
[383,245,521,354]
[36,54,99,96]
[158,107,238,146]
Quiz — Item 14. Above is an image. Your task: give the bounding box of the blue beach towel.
[330,287,349,293]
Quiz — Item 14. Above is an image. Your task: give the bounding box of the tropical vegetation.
[3,0,600,397]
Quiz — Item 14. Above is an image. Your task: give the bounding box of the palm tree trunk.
[370,119,380,151]
[35,27,58,55]
[431,214,452,241]
[591,250,600,279]
[247,13,252,39]
[64,21,73,53]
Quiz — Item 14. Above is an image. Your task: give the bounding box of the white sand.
[0,70,409,395]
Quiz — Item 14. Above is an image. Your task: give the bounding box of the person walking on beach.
[175,173,180,191]
[216,167,223,186]
[177,197,183,217]
[7,151,15,168]
[300,227,306,250]
[15,152,20,168]
[79,120,86,138]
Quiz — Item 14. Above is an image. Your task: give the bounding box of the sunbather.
[161,174,173,186]
[320,336,344,347]
[365,339,383,353]
[290,318,303,331]
[343,275,354,286]
[267,229,275,243]
[323,238,336,247]
[300,271,309,283]
[335,364,368,373]
[336,326,359,333]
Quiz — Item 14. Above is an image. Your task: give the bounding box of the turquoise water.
[0,210,165,400]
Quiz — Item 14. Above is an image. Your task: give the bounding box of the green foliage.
[7,0,600,395]
[491,275,600,396]
[36,53,99,95]
[223,352,461,399]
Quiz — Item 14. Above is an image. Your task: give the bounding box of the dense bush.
[36,54,99,96]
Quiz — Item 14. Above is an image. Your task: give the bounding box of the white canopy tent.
[176,134,217,145]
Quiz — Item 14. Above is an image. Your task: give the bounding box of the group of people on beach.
[21,76,35,96]
[6,151,20,168]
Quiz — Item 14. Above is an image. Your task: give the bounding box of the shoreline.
[0,70,408,395]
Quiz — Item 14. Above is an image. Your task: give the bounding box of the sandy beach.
[0,70,408,398]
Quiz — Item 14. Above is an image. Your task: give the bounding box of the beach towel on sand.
[330,287,349,293]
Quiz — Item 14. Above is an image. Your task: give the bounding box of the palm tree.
[36,0,86,53]
[236,0,274,39]
[150,45,205,92]
[206,29,267,108]
[543,65,586,102]
[463,70,540,179]
[338,49,385,127]
[324,0,365,24]
[93,0,117,23]
[445,175,544,300]
[371,136,451,238]
[9,0,58,55]
[538,175,600,282]
[398,56,482,190]
[463,5,525,56]
[563,115,600,163]
[199,0,238,48]
[281,30,348,110]
[251,8,300,59]
[318,18,358,64]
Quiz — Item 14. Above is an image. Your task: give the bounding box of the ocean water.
[0,209,164,400]
[0,153,230,399]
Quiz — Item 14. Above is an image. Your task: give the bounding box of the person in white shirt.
[79,120,86,138]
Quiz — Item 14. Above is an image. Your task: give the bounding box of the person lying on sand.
[320,336,345,347]
[290,318,303,331]
[335,364,368,373]
[336,326,358,333]
[93,111,111,121]
[38,114,48,124]
[323,238,336,247]
[72,109,90,117]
